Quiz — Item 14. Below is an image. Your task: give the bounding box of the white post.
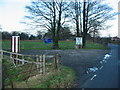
[11,36,20,64]
[11,36,20,53]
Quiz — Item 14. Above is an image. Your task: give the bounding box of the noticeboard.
[76,37,82,45]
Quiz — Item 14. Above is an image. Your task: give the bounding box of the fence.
[0,50,60,76]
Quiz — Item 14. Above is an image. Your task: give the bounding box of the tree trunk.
[75,1,80,37]
[82,32,87,48]
[82,0,86,48]
[52,36,59,49]
[93,29,95,43]
[53,1,62,49]
[52,1,59,49]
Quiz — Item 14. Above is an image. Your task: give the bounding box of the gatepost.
[11,36,20,64]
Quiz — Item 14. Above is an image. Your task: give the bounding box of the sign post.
[11,36,20,64]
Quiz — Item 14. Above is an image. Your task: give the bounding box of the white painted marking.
[91,74,97,80]
[100,66,103,70]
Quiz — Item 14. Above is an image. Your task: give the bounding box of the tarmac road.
[80,44,119,88]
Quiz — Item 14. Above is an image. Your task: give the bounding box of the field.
[2,40,108,50]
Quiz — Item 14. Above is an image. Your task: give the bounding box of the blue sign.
[44,39,52,44]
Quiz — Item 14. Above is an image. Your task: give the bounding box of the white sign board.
[11,36,20,53]
[76,37,82,45]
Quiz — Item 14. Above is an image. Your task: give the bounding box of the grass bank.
[3,56,76,88]
[2,40,108,50]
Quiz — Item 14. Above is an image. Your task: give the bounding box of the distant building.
[111,36,120,41]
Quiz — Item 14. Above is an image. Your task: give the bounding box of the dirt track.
[20,49,109,87]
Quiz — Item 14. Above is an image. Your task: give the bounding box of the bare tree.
[23,0,70,49]
[70,0,117,48]
[83,0,117,48]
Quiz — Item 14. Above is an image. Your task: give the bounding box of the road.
[80,44,119,88]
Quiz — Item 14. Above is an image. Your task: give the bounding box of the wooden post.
[54,55,57,69]
[0,50,2,90]
[22,55,25,65]
[11,36,20,64]
[36,56,39,71]
[54,54,60,71]
[39,55,42,74]
[16,54,18,64]
[10,52,12,58]
[57,54,60,70]
[0,50,3,60]
[42,55,46,75]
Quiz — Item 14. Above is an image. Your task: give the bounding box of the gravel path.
[20,49,109,87]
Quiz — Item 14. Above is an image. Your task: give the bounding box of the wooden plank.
[13,58,41,65]
[1,50,54,58]
[1,50,23,56]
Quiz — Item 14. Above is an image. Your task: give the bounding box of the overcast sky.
[0,0,119,37]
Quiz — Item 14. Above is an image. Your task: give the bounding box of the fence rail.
[0,50,60,76]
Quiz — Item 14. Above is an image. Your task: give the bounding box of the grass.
[85,41,108,49]
[2,40,108,50]
[28,66,76,88]
[3,55,76,88]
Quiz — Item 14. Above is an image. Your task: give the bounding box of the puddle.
[87,67,98,74]
[104,54,111,59]
[100,54,111,64]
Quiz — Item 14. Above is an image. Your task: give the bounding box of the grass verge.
[3,56,76,88]
[27,66,76,88]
